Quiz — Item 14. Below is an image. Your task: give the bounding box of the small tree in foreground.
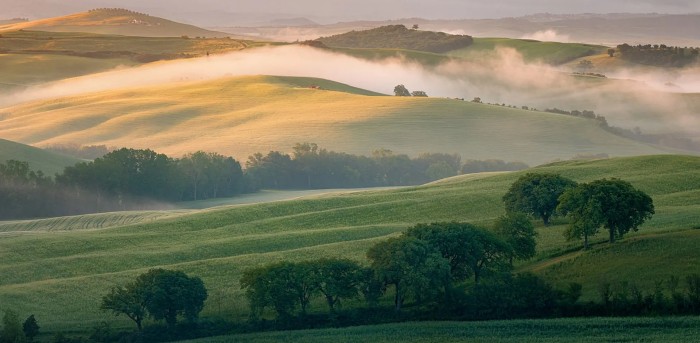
[22,315,39,342]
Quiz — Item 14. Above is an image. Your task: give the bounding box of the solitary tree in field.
[558,179,654,247]
[607,48,615,57]
[22,315,39,342]
[393,84,411,96]
[503,173,577,225]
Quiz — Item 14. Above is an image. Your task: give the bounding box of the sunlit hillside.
[0,8,232,37]
[0,75,675,165]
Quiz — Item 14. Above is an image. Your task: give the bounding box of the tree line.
[615,43,700,67]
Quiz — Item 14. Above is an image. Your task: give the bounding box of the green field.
[447,38,607,65]
[0,138,82,175]
[1,155,698,334]
[0,75,674,166]
[186,317,700,343]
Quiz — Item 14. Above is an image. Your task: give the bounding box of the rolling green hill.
[0,75,674,166]
[0,138,81,175]
[0,155,698,333]
[0,8,231,38]
[447,38,607,65]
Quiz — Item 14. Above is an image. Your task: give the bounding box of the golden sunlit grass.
[0,75,672,165]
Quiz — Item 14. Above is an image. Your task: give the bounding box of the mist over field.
[3,44,699,135]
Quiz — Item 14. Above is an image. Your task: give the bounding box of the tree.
[241,262,317,318]
[494,213,537,264]
[503,173,577,225]
[21,316,39,342]
[559,179,654,246]
[393,84,411,96]
[311,259,364,313]
[607,48,616,57]
[406,222,510,284]
[101,283,147,331]
[367,237,450,310]
[1,310,24,343]
[411,90,428,97]
[138,269,208,327]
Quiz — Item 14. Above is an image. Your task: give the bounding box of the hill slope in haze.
[0,138,81,175]
[0,8,232,38]
[0,155,698,331]
[0,75,674,165]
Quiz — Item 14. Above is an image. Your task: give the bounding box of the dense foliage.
[559,178,654,248]
[502,173,577,225]
[317,25,473,53]
[616,43,700,67]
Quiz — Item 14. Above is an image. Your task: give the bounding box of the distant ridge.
[317,25,473,53]
[0,8,232,38]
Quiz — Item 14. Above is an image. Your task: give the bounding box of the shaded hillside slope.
[0,138,81,175]
[317,25,473,53]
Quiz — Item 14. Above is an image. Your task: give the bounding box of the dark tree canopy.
[394,84,411,96]
[494,213,537,263]
[101,269,207,330]
[22,315,40,342]
[405,222,511,284]
[367,236,450,310]
[559,178,654,247]
[503,173,577,225]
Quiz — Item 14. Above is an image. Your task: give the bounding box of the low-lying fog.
[2,44,699,136]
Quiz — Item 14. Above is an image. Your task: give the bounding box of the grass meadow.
[447,38,607,65]
[0,155,698,333]
[0,75,672,166]
[0,138,81,175]
[185,317,700,343]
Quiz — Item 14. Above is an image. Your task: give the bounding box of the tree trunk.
[584,231,589,250]
[609,228,616,243]
[136,318,142,331]
[543,214,550,226]
[394,282,402,311]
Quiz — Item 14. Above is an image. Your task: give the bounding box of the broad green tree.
[494,213,537,264]
[558,178,654,248]
[503,173,577,225]
[101,283,147,330]
[241,262,317,318]
[138,269,208,327]
[406,222,510,284]
[311,259,364,313]
[367,237,450,310]
[393,84,411,96]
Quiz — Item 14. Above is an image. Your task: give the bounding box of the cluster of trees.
[242,219,538,318]
[0,311,40,343]
[0,149,250,219]
[503,173,654,249]
[101,269,207,331]
[317,25,473,54]
[246,143,527,189]
[616,43,700,67]
[393,85,427,97]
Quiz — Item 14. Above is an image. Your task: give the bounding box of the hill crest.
[317,25,474,53]
[0,8,232,38]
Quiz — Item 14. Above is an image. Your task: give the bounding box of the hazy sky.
[5,0,700,23]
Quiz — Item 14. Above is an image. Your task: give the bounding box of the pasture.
[0,155,698,333]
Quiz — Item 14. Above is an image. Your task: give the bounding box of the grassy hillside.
[0,75,674,166]
[447,38,607,65]
[0,155,698,332]
[0,30,253,89]
[317,25,473,53]
[0,138,81,175]
[186,317,700,343]
[0,8,232,38]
